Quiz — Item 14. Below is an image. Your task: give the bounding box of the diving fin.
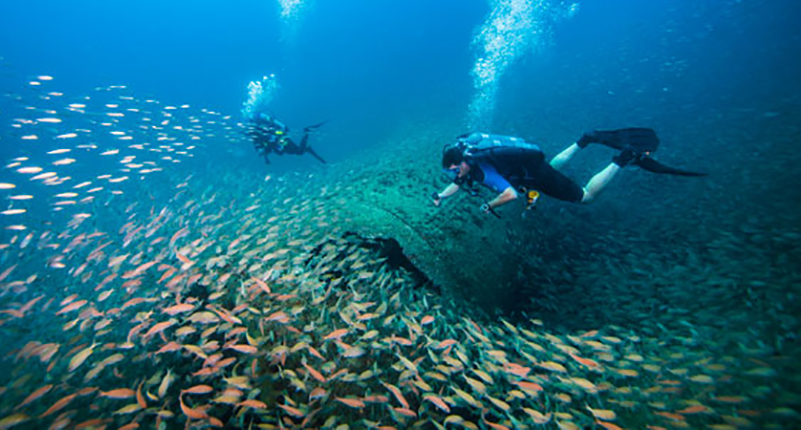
[304,121,327,133]
[634,157,707,176]
[305,146,326,164]
[578,128,660,153]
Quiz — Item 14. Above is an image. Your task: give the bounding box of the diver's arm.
[487,186,518,210]
[433,183,460,207]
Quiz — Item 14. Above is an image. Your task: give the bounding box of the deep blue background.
[1,0,800,167]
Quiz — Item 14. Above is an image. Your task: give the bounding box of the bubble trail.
[241,75,280,120]
[467,0,579,130]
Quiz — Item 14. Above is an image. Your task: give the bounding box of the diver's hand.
[431,192,441,207]
[481,202,501,218]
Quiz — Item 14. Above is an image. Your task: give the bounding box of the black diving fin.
[304,121,327,133]
[578,128,660,153]
[634,157,707,176]
[581,128,706,176]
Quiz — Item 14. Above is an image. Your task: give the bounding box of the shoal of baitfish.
[0,75,246,233]
[0,75,795,430]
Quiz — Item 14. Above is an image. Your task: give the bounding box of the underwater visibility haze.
[0,0,799,429]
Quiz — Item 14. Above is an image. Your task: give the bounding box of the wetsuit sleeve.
[478,162,511,193]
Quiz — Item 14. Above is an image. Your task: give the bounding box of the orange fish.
[155,341,182,354]
[595,420,623,430]
[277,403,305,417]
[433,339,457,349]
[226,344,258,354]
[162,303,195,316]
[136,381,147,409]
[251,277,271,294]
[569,352,601,369]
[393,407,417,418]
[143,320,175,339]
[423,394,450,413]
[121,297,148,310]
[182,385,214,395]
[100,388,136,399]
[654,411,686,421]
[513,380,544,393]
[309,387,327,401]
[56,299,88,315]
[323,328,348,341]
[307,345,325,360]
[40,393,77,417]
[335,397,365,409]
[303,362,326,383]
[176,252,193,265]
[503,362,531,377]
[265,310,289,323]
[381,382,410,409]
[483,419,510,430]
[75,418,112,429]
[179,393,208,420]
[19,295,44,314]
[238,399,267,409]
[676,405,712,414]
[16,384,53,409]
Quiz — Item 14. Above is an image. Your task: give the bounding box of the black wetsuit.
[245,115,325,164]
[455,133,584,203]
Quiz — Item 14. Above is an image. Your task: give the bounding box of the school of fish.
[0,75,799,430]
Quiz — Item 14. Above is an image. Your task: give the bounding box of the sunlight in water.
[278,0,309,21]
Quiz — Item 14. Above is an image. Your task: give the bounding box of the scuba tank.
[460,132,545,165]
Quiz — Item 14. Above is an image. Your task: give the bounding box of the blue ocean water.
[0,1,799,428]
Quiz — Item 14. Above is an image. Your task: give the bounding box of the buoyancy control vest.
[458,132,545,166]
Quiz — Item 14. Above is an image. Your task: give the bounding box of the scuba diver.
[245,112,326,164]
[432,128,705,217]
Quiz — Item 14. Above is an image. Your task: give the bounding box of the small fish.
[335,397,365,409]
[303,362,326,383]
[381,382,410,409]
[323,328,348,341]
[179,393,208,419]
[277,403,305,418]
[100,388,136,399]
[586,405,616,421]
[16,384,53,409]
[40,393,77,417]
[423,394,451,413]
[238,399,267,409]
[226,344,258,354]
[182,385,214,395]
[68,343,96,372]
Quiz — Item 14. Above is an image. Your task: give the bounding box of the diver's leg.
[282,139,304,155]
[530,162,584,203]
[549,143,581,171]
[581,163,620,203]
[305,146,326,164]
[298,133,309,150]
[298,133,325,163]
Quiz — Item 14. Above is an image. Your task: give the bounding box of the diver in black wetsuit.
[432,128,705,216]
[245,112,326,164]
